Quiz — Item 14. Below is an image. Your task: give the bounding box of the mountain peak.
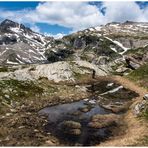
[1,19,19,27]
[0,19,33,34]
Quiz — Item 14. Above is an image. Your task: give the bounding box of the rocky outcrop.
[0,19,53,65]
[0,61,107,82]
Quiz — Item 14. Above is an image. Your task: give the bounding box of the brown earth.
[99,76,148,146]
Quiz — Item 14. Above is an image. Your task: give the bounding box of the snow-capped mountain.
[0,19,147,70]
[0,19,53,65]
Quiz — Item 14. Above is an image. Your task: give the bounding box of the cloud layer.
[0,1,148,33]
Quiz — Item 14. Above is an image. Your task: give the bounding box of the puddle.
[39,99,111,146]
[87,81,139,102]
[38,80,139,146]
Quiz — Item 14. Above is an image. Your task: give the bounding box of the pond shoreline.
[0,76,146,146]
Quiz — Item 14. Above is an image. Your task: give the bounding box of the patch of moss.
[0,79,44,103]
[124,45,148,55]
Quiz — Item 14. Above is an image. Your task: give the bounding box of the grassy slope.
[126,64,148,90]
[126,64,148,145]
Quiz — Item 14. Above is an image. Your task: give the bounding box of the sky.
[0,1,148,38]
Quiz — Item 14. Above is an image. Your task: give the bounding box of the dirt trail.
[99,76,148,146]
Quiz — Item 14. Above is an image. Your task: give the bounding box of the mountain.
[0,19,148,76]
[45,21,148,74]
[0,19,53,65]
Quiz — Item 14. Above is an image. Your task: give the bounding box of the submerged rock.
[58,120,81,135]
[100,102,130,113]
[88,114,120,129]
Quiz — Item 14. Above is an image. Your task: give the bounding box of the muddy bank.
[0,77,140,146]
[38,80,139,146]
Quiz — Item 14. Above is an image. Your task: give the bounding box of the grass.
[126,64,148,90]
[0,79,44,103]
[126,63,148,142]
[124,45,148,55]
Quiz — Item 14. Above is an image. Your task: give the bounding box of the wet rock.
[79,107,90,112]
[89,100,96,104]
[58,120,81,135]
[88,114,119,129]
[101,102,130,113]
[59,120,81,129]
[70,111,82,116]
[68,129,81,135]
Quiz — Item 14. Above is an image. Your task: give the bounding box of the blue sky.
[0,1,147,38]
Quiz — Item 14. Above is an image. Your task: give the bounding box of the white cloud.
[44,32,66,39]
[103,2,148,23]
[27,2,104,31]
[30,25,41,33]
[0,2,148,33]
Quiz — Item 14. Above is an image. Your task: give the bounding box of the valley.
[0,19,148,146]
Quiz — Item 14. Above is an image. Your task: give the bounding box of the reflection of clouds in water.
[39,100,108,123]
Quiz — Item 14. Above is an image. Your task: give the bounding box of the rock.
[78,106,90,112]
[84,98,89,101]
[59,120,81,129]
[45,140,56,146]
[18,126,25,129]
[70,111,82,116]
[5,113,12,116]
[101,102,129,113]
[116,66,129,73]
[143,94,148,100]
[4,94,10,99]
[10,109,17,113]
[58,120,81,135]
[88,100,96,104]
[88,114,119,129]
[106,83,114,87]
[68,129,81,135]
[133,100,147,115]
[125,56,141,70]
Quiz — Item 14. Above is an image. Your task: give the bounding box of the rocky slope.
[0,19,53,65]
[45,21,148,75]
[0,19,147,80]
[0,61,107,82]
